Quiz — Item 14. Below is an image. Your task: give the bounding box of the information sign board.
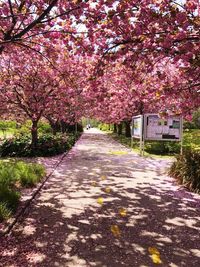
[131,115,143,139]
[144,114,182,141]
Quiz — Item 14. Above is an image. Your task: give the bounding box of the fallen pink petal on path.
[0,129,200,267]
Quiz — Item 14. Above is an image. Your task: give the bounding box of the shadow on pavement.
[0,130,200,267]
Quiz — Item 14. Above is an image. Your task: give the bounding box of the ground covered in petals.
[0,129,200,267]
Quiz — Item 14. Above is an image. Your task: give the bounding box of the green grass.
[169,149,200,194]
[0,120,52,140]
[183,129,200,151]
[0,128,16,139]
[0,202,12,221]
[15,161,46,187]
[0,160,46,222]
[108,129,200,158]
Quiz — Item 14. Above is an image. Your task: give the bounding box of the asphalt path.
[0,129,200,267]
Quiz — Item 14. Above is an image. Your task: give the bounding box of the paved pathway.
[0,129,200,267]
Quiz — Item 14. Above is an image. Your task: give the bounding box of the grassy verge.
[169,149,200,194]
[0,160,46,222]
[183,129,200,151]
[108,132,172,158]
[0,128,16,139]
[106,129,200,158]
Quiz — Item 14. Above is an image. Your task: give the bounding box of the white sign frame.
[144,114,183,142]
[131,115,143,139]
[131,115,144,156]
[131,114,183,156]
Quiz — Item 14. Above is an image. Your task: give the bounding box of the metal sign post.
[130,126,133,149]
[180,117,183,155]
[75,123,78,135]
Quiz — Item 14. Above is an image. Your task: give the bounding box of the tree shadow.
[0,130,200,267]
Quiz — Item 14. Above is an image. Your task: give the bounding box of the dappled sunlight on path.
[0,129,200,266]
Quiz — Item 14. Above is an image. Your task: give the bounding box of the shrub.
[98,123,111,131]
[0,132,81,157]
[0,160,45,189]
[15,120,32,137]
[0,187,20,211]
[15,120,52,136]
[0,120,17,130]
[0,161,18,187]
[145,141,180,155]
[34,133,73,156]
[183,109,200,129]
[16,126,31,137]
[169,149,200,193]
[0,160,45,221]
[0,202,12,222]
[38,121,52,134]
[192,108,200,129]
[15,161,46,187]
[28,163,45,178]
[0,136,31,157]
[183,121,196,130]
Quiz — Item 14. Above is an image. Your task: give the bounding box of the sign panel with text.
[131,115,143,139]
[144,114,182,141]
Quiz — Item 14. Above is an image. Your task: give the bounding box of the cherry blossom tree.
[86,58,200,129]
[43,53,93,133]
[0,0,91,55]
[84,1,199,61]
[82,0,199,95]
[0,43,94,145]
[0,0,199,137]
[0,49,62,147]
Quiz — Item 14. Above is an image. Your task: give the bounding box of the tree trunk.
[31,120,38,149]
[50,121,60,135]
[113,124,117,133]
[0,45,4,55]
[52,127,57,135]
[138,101,144,115]
[61,120,68,133]
[124,120,131,137]
[46,116,60,135]
[117,123,123,135]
